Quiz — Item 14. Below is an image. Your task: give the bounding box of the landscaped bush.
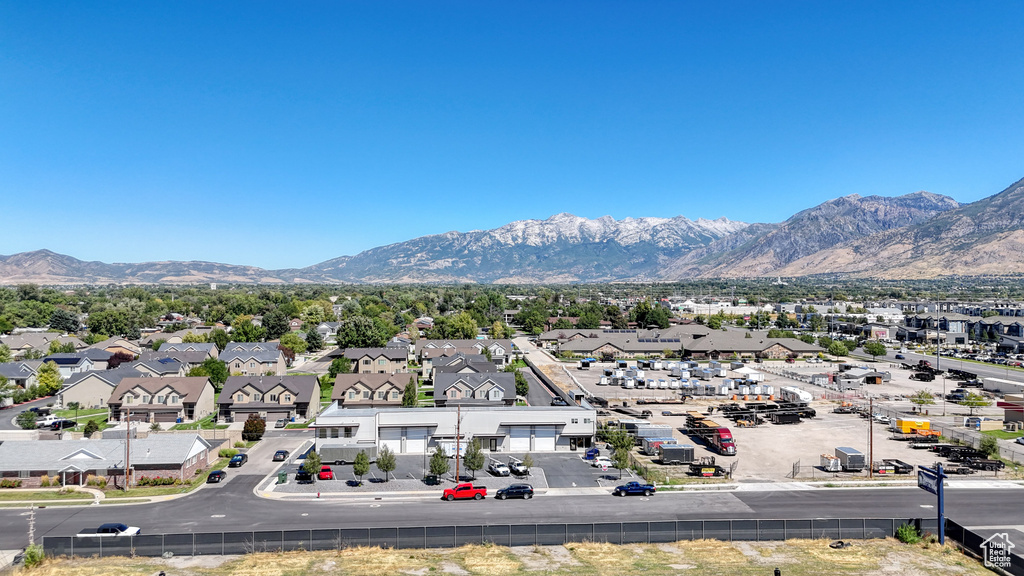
[86,475,107,488]
[0,479,23,488]
[219,448,239,459]
[136,476,181,486]
[234,441,245,448]
[39,474,51,487]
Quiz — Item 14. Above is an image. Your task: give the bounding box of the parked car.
[273,450,289,462]
[442,482,487,501]
[1016,437,1024,446]
[76,523,141,537]
[488,461,510,476]
[295,469,315,483]
[550,396,569,406]
[318,465,334,480]
[51,419,76,430]
[612,481,656,497]
[508,458,529,476]
[895,354,905,360]
[228,453,248,467]
[275,418,287,428]
[206,470,226,483]
[495,483,534,500]
[592,456,613,469]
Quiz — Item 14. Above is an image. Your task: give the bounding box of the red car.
[318,465,334,480]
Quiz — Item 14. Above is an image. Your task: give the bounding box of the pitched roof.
[220,349,282,363]
[132,358,184,375]
[342,347,407,361]
[223,342,280,353]
[433,372,513,397]
[87,337,141,354]
[139,350,209,365]
[415,339,513,354]
[220,375,319,405]
[0,434,211,472]
[0,362,38,379]
[41,354,93,367]
[0,333,86,350]
[109,377,212,404]
[331,373,410,400]
[158,342,218,354]
[61,367,145,391]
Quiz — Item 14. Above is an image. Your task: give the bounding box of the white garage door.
[510,427,531,452]
[534,426,556,452]
[380,427,402,454]
[406,427,430,454]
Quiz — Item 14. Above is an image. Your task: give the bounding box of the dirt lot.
[21,538,995,575]
[570,360,1013,483]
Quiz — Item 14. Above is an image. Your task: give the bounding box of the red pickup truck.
[442,482,487,501]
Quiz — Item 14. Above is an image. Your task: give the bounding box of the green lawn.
[71,418,111,433]
[54,408,108,420]
[286,420,312,429]
[982,429,1024,440]
[106,457,231,498]
[0,490,95,501]
[170,414,228,430]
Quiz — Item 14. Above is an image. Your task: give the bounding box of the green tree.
[305,328,324,352]
[36,361,63,395]
[551,318,574,330]
[231,316,266,342]
[827,341,848,357]
[182,332,208,343]
[611,447,630,479]
[0,375,14,406]
[279,332,308,355]
[17,411,37,430]
[863,341,887,360]
[429,448,450,478]
[463,438,484,480]
[338,316,389,349]
[960,392,992,415]
[82,419,100,438]
[522,453,534,471]
[187,358,229,389]
[604,428,634,453]
[706,316,723,330]
[446,312,479,339]
[302,449,322,478]
[577,311,602,330]
[47,340,76,355]
[352,450,370,484]
[908,389,935,408]
[49,308,80,333]
[514,370,529,397]
[209,329,229,352]
[151,338,167,352]
[490,321,506,339]
[979,436,999,457]
[0,344,10,363]
[262,309,290,341]
[328,357,351,378]
[376,445,397,482]
[242,414,266,441]
[402,374,418,407]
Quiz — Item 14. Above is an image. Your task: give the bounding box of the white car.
[1015,437,1024,446]
[592,456,613,468]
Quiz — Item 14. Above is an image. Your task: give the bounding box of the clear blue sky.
[3,2,1023,269]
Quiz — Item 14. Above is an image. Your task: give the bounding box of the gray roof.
[223,342,280,353]
[433,372,513,398]
[342,348,407,361]
[158,342,218,355]
[220,375,319,406]
[132,358,184,375]
[415,339,513,354]
[62,367,145,390]
[41,354,93,367]
[0,434,211,472]
[0,362,38,379]
[139,350,209,365]
[220,349,282,364]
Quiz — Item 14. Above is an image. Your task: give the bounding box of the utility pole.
[868,397,874,480]
[454,405,461,482]
[124,406,131,490]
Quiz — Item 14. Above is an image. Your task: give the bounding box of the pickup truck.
[77,523,141,537]
[612,481,656,497]
[442,482,487,501]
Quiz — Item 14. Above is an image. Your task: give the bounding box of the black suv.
[495,483,534,500]
[295,469,315,483]
[228,453,248,467]
[206,470,226,483]
[51,419,76,430]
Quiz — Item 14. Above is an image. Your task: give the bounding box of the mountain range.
[4,176,1024,284]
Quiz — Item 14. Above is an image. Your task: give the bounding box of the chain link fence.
[44,517,937,558]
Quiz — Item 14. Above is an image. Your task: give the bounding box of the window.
[284,394,291,402]
[142,395,150,403]
[390,391,399,400]
[363,391,370,399]
[253,393,262,402]
[249,362,255,369]
[571,418,579,424]
[236,394,244,402]
[235,362,241,369]
[377,390,385,399]
[344,427,353,438]
[170,395,178,404]
[348,390,356,399]
[463,389,471,399]
[584,418,592,424]
[124,396,133,404]
[269,394,278,402]
[318,428,327,438]
[378,359,386,365]
[448,389,457,398]
[362,359,370,365]
[330,428,339,438]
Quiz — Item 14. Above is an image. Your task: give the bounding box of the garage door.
[534,426,556,451]
[406,427,430,454]
[510,427,531,452]
[267,412,289,423]
[380,427,402,454]
[154,411,179,423]
[234,412,258,423]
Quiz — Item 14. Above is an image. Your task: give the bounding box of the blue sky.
[2,2,1024,269]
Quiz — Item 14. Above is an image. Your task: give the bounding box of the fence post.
[192,532,196,557]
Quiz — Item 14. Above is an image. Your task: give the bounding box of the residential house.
[418,347,479,378]
[0,334,87,358]
[316,322,342,341]
[0,362,39,389]
[40,354,95,379]
[158,342,219,359]
[430,352,497,382]
[132,357,187,378]
[139,327,216,348]
[139,350,209,372]
[343,348,409,374]
[415,339,514,366]
[218,375,321,423]
[58,367,145,410]
[0,434,211,488]
[332,373,410,408]
[108,376,216,424]
[433,373,515,407]
[221,342,286,376]
[78,348,114,370]
[289,318,303,331]
[87,337,142,358]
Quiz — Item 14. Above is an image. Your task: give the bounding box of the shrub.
[219,448,239,459]
[23,544,44,568]
[136,476,180,486]
[84,474,96,486]
[896,522,922,544]
[242,414,266,442]
[980,436,999,457]
[0,479,23,488]
[39,475,51,487]
[234,441,246,448]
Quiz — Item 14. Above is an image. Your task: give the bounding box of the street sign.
[917,470,939,495]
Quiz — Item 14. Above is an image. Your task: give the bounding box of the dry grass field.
[17,538,994,576]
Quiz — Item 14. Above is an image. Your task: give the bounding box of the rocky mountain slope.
[663,191,961,278]
[774,177,1024,278]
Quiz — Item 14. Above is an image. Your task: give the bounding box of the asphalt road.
[0,396,58,431]
[6,483,1023,550]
